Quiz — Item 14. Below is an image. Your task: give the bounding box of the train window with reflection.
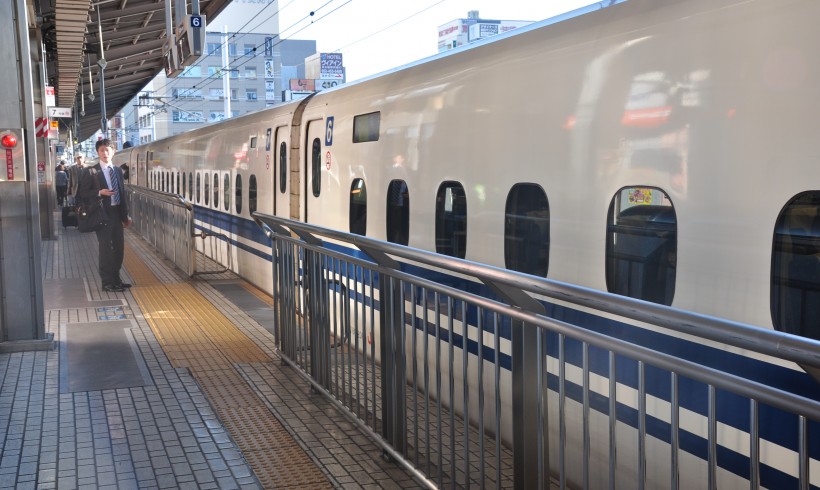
[349,179,367,235]
[196,173,201,203]
[311,138,321,197]
[386,180,409,245]
[771,191,820,340]
[176,173,180,194]
[435,182,467,259]
[224,174,230,211]
[504,184,549,276]
[204,172,210,206]
[249,175,258,214]
[213,173,219,209]
[235,174,243,214]
[279,142,287,194]
[160,172,165,192]
[182,172,186,197]
[353,112,380,143]
[606,187,677,306]
[188,173,193,201]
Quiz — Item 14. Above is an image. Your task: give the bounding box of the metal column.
[0,0,50,349]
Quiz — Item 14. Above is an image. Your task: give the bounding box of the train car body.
[114,0,820,487]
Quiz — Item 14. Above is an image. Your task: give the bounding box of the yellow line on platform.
[122,243,331,489]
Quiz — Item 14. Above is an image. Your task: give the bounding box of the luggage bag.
[62,206,78,228]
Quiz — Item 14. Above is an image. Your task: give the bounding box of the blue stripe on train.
[193,207,820,488]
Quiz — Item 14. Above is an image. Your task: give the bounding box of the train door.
[273,126,289,218]
[303,119,325,223]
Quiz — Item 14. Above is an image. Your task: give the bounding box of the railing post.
[356,244,406,452]
[484,280,548,488]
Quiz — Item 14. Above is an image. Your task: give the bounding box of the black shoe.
[117,282,132,288]
[103,284,125,292]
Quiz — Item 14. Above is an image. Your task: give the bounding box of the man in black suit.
[77,139,133,292]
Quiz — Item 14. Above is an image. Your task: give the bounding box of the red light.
[1,133,17,148]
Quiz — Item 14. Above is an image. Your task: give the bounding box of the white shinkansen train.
[115,0,820,487]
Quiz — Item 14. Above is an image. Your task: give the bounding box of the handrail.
[253,212,820,369]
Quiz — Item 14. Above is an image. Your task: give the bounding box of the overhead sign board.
[320,53,343,79]
[48,107,72,118]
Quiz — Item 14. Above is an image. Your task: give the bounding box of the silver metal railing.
[253,213,820,489]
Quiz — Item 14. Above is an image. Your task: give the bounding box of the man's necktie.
[108,166,120,205]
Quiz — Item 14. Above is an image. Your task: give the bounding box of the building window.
[606,187,677,306]
[172,88,201,99]
[231,89,238,100]
[180,66,201,78]
[504,184,549,276]
[771,191,820,340]
[349,179,367,235]
[244,44,255,55]
[386,180,409,245]
[249,175,257,214]
[435,182,467,258]
[209,88,224,100]
[209,112,225,123]
[278,141,287,194]
[207,43,221,56]
[311,138,321,197]
[246,89,257,101]
[172,111,203,123]
[235,174,243,214]
[208,65,222,77]
[228,43,237,57]
[245,66,257,79]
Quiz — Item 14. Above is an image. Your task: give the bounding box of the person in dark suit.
[77,139,133,292]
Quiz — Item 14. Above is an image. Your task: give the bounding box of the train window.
[353,112,380,143]
[504,184,549,276]
[188,172,193,201]
[606,187,677,306]
[279,142,287,194]
[213,173,219,209]
[386,180,409,245]
[182,172,186,197]
[349,179,367,235]
[249,136,257,149]
[435,182,467,259]
[249,174,258,214]
[161,172,165,192]
[176,173,180,194]
[223,173,230,211]
[771,191,820,340]
[311,138,321,197]
[204,172,210,206]
[235,174,243,214]
[196,173,201,203]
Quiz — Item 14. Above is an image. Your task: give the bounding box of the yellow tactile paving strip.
[123,244,332,489]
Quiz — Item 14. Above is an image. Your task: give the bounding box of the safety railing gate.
[253,213,820,490]
[125,186,232,277]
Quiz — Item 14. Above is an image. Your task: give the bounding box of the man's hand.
[123,216,133,229]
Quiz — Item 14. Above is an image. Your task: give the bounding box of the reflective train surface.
[114,0,820,487]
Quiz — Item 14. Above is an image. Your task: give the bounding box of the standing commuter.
[76,139,133,292]
[55,162,68,206]
[67,155,85,204]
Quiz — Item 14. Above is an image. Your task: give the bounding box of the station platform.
[0,213,423,489]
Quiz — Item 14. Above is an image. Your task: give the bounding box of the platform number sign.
[325,117,334,146]
[190,15,202,28]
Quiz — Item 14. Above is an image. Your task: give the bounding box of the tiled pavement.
[0,215,424,489]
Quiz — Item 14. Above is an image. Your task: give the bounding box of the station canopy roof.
[40,0,232,142]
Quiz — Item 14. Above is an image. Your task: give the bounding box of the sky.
[217,0,602,82]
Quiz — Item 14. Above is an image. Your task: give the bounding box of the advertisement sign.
[320,53,343,79]
[265,81,275,101]
[290,79,315,91]
[316,79,340,90]
[264,60,274,79]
